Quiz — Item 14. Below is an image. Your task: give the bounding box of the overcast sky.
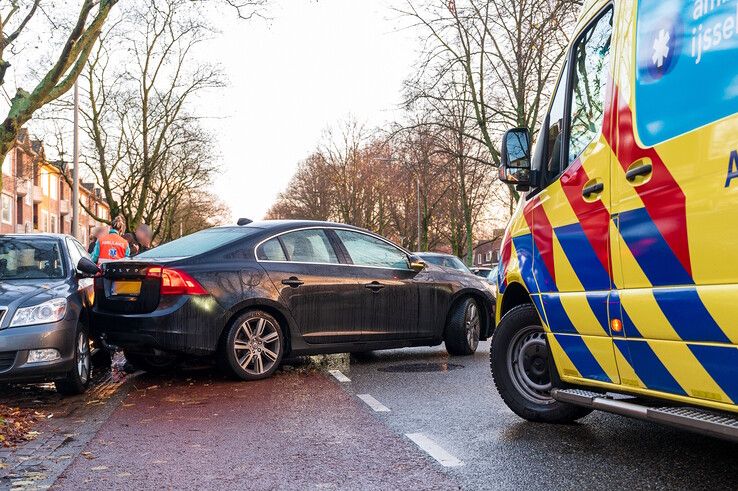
[199,0,419,221]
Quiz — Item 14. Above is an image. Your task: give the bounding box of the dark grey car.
[0,234,101,394]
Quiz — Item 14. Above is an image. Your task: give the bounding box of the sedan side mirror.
[499,128,531,189]
[76,257,100,277]
[407,255,426,273]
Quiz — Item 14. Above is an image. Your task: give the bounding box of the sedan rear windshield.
[0,238,65,280]
[136,227,260,259]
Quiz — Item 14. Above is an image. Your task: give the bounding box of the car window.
[446,256,470,273]
[540,62,568,187]
[278,229,339,264]
[568,8,613,165]
[73,239,92,261]
[137,228,259,259]
[0,238,65,280]
[335,230,408,269]
[66,238,83,269]
[257,238,287,261]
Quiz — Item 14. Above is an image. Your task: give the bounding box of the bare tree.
[0,0,119,189]
[401,0,579,164]
[53,0,224,230]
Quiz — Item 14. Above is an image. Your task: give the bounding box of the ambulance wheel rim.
[507,325,553,403]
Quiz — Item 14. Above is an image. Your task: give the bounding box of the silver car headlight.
[9,298,68,328]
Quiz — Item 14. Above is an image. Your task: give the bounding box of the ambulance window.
[568,8,613,165]
[542,62,568,187]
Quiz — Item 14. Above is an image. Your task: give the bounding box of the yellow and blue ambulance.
[491,0,738,439]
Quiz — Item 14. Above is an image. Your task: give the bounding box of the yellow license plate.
[111,280,142,296]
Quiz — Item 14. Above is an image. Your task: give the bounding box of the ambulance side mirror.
[499,128,531,188]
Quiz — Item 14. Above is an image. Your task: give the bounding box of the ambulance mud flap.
[551,388,738,442]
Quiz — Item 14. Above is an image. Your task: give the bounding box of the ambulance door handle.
[582,182,604,198]
[626,163,653,182]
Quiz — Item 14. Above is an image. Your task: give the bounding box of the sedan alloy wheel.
[225,310,284,380]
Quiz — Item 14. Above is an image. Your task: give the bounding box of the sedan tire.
[55,325,92,395]
[444,297,481,356]
[223,310,284,381]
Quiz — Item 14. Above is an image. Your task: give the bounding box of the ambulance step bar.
[551,388,738,442]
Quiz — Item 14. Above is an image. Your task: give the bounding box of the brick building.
[472,230,505,268]
[0,129,110,246]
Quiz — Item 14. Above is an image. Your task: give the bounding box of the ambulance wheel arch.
[499,281,533,319]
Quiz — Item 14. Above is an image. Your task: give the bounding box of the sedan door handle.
[582,182,604,198]
[364,281,385,293]
[281,276,304,288]
[625,162,653,182]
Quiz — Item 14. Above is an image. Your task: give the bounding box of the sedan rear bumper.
[0,320,77,382]
[93,296,227,356]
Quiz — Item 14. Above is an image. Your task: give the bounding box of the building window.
[50,174,58,199]
[50,214,58,233]
[16,196,23,225]
[1,194,12,224]
[1,153,11,176]
[41,171,49,196]
[485,251,492,262]
[41,210,48,232]
[33,204,39,230]
[476,253,482,265]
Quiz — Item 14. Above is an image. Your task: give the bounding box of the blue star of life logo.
[109,248,118,258]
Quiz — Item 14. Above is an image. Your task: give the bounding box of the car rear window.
[137,228,259,259]
[0,238,65,280]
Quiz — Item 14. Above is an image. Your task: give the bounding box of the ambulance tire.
[490,304,592,423]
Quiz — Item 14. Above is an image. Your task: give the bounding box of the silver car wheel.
[77,332,91,384]
[233,316,281,375]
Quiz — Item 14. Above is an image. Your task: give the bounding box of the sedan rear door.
[256,228,361,344]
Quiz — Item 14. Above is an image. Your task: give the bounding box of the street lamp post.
[416,177,421,251]
[71,79,80,239]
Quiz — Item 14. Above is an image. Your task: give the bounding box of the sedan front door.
[331,229,421,341]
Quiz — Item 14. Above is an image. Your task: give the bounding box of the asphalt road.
[7,341,738,490]
[337,341,738,490]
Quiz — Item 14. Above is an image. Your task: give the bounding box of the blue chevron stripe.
[511,234,537,293]
[614,339,686,396]
[554,334,611,383]
[586,292,610,334]
[688,344,738,403]
[619,208,693,287]
[652,288,730,344]
[554,222,611,291]
[541,294,578,334]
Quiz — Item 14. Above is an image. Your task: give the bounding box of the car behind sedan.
[94,220,495,380]
[0,234,101,394]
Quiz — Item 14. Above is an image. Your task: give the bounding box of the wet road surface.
[339,340,738,490]
[54,367,457,490]
[3,342,738,489]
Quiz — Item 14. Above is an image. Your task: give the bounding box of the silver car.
[0,234,101,394]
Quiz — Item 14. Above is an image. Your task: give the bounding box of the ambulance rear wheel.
[490,304,592,423]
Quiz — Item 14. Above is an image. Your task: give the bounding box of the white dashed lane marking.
[328,370,351,383]
[405,433,464,467]
[357,394,390,412]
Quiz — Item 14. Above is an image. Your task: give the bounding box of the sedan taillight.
[146,267,208,296]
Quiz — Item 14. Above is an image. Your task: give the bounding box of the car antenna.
[237,218,252,226]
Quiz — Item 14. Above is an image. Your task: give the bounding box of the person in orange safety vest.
[91,215,130,264]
